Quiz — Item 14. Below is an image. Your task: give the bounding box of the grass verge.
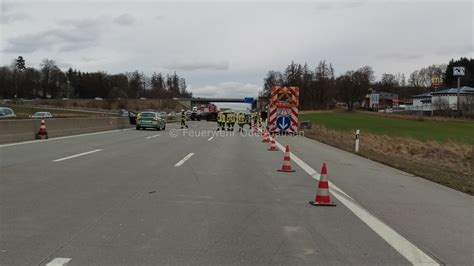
[304,125,473,195]
[300,111,474,144]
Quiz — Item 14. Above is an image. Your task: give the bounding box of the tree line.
[0,57,192,100]
[261,57,473,111]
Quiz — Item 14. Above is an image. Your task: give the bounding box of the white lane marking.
[46,257,71,266]
[273,140,438,265]
[174,152,194,167]
[52,149,102,162]
[146,134,160,139]
[207,136,214,141]
[0,128,132,148]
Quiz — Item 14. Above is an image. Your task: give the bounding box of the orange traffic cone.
[268,134,278,151]
[261,130,270,143]
[36,119,48,139]
[278,145,295,172]
[309,163,336,206]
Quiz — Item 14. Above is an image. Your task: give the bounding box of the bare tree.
[337,66,373,111]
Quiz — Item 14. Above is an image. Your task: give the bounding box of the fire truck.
[191,103,218,121]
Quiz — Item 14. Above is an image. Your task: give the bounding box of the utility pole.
[457,76,461,111]
[453,66,465,114]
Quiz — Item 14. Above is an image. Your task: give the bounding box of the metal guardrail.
[6,104,120,116]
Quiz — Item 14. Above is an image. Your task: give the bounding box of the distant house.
[431,87,474,111]
[409,87,474,112]
[411,92,432,111]
[369,91,398,110]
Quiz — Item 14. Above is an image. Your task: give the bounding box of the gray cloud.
[375,53,424,60]
[165,60,230,71]
[0,2,31,24]
[113,14,135,26]
[4,17,105,53]
[2,1,472,90]
[4,32,56,53]
[0,12,31,24]
[314,0,367,12]
[435,45,473,56]
[190,82,259,98]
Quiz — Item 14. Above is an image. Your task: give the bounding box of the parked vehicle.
[195,104,218,121]
[0,107,16,119]
[118,109,129,117]
[136,112,166,130]
[31,112,53,118]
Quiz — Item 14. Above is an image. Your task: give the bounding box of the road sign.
[453,67,465,76]
[269,86,299,133]
[369,94,379,107]
[244,97,254,103]
[278,109,289,116]
[276,116,291,131]
[431,77,442,88]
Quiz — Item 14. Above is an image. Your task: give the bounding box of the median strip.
[52,149,103,162]
[174,153,194,167]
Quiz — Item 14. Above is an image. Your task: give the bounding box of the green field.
[300,112,474,144]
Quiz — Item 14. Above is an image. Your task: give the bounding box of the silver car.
[0,107,16,119]
[31,111,53,118]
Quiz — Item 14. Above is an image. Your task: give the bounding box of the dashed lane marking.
[174,153,194,167]
[52,149,103,162]
[46,257,71,266]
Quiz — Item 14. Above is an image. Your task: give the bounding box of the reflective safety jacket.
[237,113,246,124]
[217,113,226,123]
[226,112,236,123]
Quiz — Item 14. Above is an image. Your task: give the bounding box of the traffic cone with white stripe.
[309,163,336,206]
[268,134,278,151]
[261,129,270,143]
[278,145,295,172]
[36,119,48,139]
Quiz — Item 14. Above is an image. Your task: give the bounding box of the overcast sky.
[1,0,472,98]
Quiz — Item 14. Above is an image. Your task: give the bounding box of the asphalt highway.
[0,121,472,265]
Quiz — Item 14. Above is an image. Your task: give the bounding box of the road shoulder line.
[274,140,439,265]
[0,128,132,148]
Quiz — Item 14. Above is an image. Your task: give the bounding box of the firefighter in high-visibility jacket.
[180,109,188,129]
[217,112,226,131]
[226,111,236,131]
[237,112,246,132]
[252,113,258,127]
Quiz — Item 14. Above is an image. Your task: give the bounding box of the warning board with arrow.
[268,86,299,134]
